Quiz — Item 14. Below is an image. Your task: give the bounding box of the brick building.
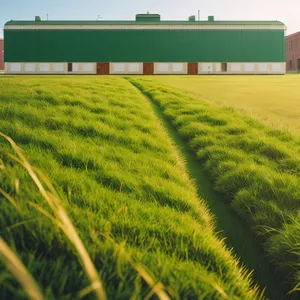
[0,39,4,70]
[286,31,300,72]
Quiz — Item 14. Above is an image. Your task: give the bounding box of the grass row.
[130,77,300,295]
[0,76,259,299]
[147,75,300,135]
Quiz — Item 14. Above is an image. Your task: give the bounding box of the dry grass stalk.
[101,233,171,300]
[0,238,44,300]
[0,132,107,300]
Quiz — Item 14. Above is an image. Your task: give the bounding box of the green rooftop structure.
[4,13,286,75]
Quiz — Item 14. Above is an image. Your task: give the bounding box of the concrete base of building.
[5,62,286,75]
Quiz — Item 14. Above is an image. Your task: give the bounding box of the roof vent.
[35,16,41,21]
[136,14,161,22]
[208,16,215,22]
[188,15,196,22]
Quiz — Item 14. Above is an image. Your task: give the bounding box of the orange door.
[188,63,198,75]
[97,63,110,75]
[143,63,154,75]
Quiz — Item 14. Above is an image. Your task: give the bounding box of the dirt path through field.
[126,78,289,300]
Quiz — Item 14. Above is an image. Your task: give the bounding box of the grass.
[0,131,106,300]
[0,238,44,300]
[0,76,260,299]
[145,75,300,135]
[140,84,288,300]
[129,77,300,297]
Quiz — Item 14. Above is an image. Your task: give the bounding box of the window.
[39,63,50,72]
[54,63,64,72]
[221,63,227,72]
[82,63,94,72]
[73,63,80,72]
[112,63,125,72]
[24,63,35,72]
[9,63,21,72]
[231,63,241,72]
[172,63,184,73]
[201,63,213,72]
[156,63,169,72]
[68,63,73,72]
[244,63,254,72]
[271,63,281,73]
[128,63,140,73]
[259,63,268,72]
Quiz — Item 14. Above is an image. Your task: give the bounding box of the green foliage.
[0,76,259,299]
[130,77,300,294]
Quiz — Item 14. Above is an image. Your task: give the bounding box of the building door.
[68,63,73,72]
[143,63,154,75]
[188,63,198,75]
[97,63,110,75]
[221,63,227,72]
[298,59,300,73]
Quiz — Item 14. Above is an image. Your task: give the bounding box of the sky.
[0,0,299,38]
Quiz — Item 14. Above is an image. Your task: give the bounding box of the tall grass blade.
[101,233,171,300]
[0,238,44,300]
[0,187,21,213]
[0,132,107,300]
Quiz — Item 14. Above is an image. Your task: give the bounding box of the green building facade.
[4,14,286,74]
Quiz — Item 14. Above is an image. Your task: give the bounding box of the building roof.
[135,14,161,18]
[286,31,300,39]
[5,19,285,26]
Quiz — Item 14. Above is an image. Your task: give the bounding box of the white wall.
[82,63,94,72]
[258,63,269,73]
[8,63,21,73]
[39,63,51,73]
[155,63,169,74]
[72,63,80,72]
[198,63,223,74]
[244,63,255,73]
[68,62,96,74]
[225,62,285,74]
[5,62,97,74]
[24,63,35,73]
[4,62,286,75]
[229,63,241,73]
[271,63,285,73]
[171,63,185,73]
[200,63,214,73]
[111,63,125,73]
[109,62,143,74]
[154,63,187,74]
[53,63,65,73]
[215,63,221,72]
[128,63,142,73]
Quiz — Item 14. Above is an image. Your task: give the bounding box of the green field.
[0,76,260,299]
[147,75,300,134]
[131,76,300,297]
[0,75,300,299]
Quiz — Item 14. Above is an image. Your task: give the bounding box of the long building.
[286,31,300,73]
[4,14,286,75]
[0,39,4,70]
